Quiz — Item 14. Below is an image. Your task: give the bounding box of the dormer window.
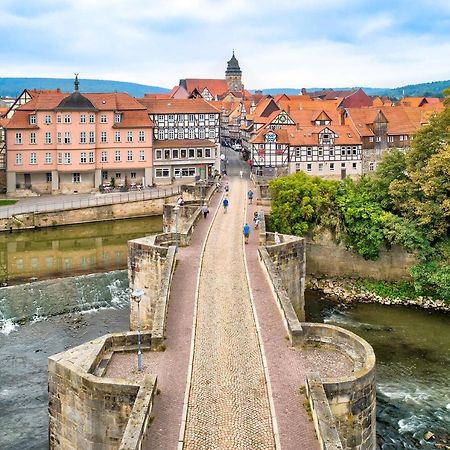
[29,115,36,125]
[114,113,122,123]
[265,132,276,143]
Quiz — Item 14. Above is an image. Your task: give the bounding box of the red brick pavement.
[244,188,320,450]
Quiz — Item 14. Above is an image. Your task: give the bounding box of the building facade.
[138,98,221,184]
[5,78,153,194]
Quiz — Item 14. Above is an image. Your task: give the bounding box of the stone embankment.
[308,277,450,312]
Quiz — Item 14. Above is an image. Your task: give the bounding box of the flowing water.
[305,290,450,450]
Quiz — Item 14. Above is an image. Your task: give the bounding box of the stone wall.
[260,231,306,320]
[48,332,157,450]
[0,195,179,232]
[306,231,416,281]
[128,237,176,349]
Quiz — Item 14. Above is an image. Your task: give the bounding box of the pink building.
[5,77,154,194]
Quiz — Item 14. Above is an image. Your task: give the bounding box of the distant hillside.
[256,80,450,99]
[0,78,169,98]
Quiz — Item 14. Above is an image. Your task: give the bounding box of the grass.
[0,199,17,206]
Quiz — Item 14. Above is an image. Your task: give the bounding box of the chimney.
[340,109,346,125]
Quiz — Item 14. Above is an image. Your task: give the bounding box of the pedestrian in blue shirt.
[243,223,250,244]
[223,197,229,213]
[247,189,254,204]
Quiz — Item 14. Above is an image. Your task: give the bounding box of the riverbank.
[307,276,450,312]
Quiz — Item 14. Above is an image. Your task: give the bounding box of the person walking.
[223,197,229,213]
[253,211,260,229]
[243,223,250,244]
[224,182,229,193]
[239,170,243,178]
[202,204,209,219]
[274,231,281,245]
[247,189,254,205]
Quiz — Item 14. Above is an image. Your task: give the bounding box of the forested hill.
[257,80,450,98]
[0,78,169,97]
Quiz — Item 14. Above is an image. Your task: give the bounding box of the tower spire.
[74,73,79,92]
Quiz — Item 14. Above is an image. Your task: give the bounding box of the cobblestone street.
[182,177,276,449]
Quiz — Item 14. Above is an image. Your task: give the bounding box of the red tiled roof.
[183,79,229,97]
[4,111,40,129]
[153,139,215,148]
[112,110,154,128]
[143,93,171,99]
[137,98,220,114]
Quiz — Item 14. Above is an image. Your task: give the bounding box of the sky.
[1,0,450,89]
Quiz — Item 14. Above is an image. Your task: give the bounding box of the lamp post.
[132,288,144,371]
[173,204,180,253]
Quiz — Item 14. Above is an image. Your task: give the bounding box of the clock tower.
[225,51,243,93]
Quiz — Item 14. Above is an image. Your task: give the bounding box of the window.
[188,114,194,122]
[318,149,323,156]
[127,150,133,161]
[155,150,162,160]
[199,114,204,121]
[329,149,334,156]
[138,131,145,142]
[114,131,120,142]
[46,173,52,182]
[188,148,195,158]
[80,152,87,163]
[80,114,86,123]
[168,129,175,140]
[347,148,351,155]
[158,114,164,122]
[64,114,71,123]
[197,148,203,158]
[101,131,107,143]
[181,148,187,159]
[178,129,184,139]
[44,115,51,124]
[101,151,107,162]
[369,162,375,171]
[209,114,215,120]
[127,131,133,142]
[205,148,211,158]
[376,136,381,142]
[15,133,22,144]
[57,132,62,144]
[64,132,71,144]
[115,150,121,162]
[100,114,107,123]
[89,151,94,163]
[209,129,215,139]
[388,136,394,143]
[58,153,63,164]
[64,152,71,164]
[89,131,95,144]
[352,147,357,155]
[72,173,81,183]
[45,152,52,164]
[307,148,312,156]
[318,163,323,171]
[29,115,36,124]
[131,172,136,179]
[114,113,121,123]
[80,132,87,144]
[168,114,174,122]
[29,152,37,164]
[181,167,196,177]
[369,136,374,142]
[158,130,164,140]
[139,150,145,161]
[352,162,357,170]
[102,171,108,180]
[306,163,312,172]
[57,115,61,123]
[341,149,346,156]
[45,132,52,144]
[89,114,95,123]
[172,149,179,159]
[330,163,335,171]
[188,128,195,139]
[15,153,23,165]
[155,168,170,177]
[199,129,205,139]
[341,162,346,168]
[115,173,121,179]
[30,132,36,144]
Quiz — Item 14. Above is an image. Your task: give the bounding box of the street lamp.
[132,287,144,371]
[173,204,180,253]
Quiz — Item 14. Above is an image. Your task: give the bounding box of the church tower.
[225,51,243,92]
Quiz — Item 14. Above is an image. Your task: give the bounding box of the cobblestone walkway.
[182,178,276,449]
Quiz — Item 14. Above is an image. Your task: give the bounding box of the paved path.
[182,177,276,449]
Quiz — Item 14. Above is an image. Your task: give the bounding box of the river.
[305,290,450,450]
